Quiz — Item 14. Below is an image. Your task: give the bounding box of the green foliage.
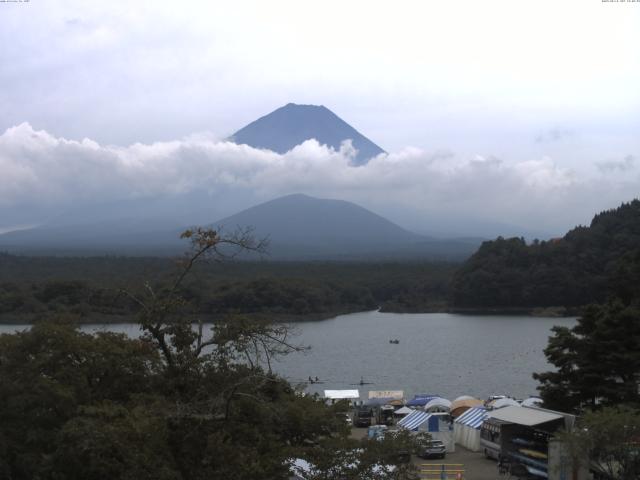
[0,255,457,322]
[533,301,640,413]
[451,199,640,308]
[0,320,162,479]
[297,429,429,480]
[0,229,426,479]
[51,401,179,480]
[559,406,640,480]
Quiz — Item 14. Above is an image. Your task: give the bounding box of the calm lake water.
[0,311,575,401]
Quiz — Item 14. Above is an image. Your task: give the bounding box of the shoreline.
[0,305,581,325]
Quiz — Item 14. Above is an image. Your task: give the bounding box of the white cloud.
[0,123,638,236]
[596,155,636,173]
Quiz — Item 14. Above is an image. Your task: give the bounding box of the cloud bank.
[1,123,638,236]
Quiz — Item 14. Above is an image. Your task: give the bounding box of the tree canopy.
[558,407,640,480]
[0,228,427,479]
[451,200,640,309]
[533,301,640,413]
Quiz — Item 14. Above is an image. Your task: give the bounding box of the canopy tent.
[450,397,483,418]
[453,407,488,452]
[423,397,452,412]
[452,395,476,402]
[399,411,455,453]
[521,397,543,407]
[398,410,432,431]
[488,397,521,409]
[455,407,489,429]
[394,406,413,416]
[406,394,439,407]
[324,390,360,400]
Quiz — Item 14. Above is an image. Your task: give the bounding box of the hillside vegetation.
[0,255,455,323]
[451,200,640,309]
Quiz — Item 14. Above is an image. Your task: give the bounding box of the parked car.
[418,440,446,459]
[341,412,353,426]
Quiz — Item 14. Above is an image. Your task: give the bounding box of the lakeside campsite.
[311,390,586,480]
[2,3,638,478]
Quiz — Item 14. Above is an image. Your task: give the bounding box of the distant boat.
[389,339,400,344]
[351,376,374,386]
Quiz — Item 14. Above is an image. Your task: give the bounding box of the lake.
[0,311,575,402]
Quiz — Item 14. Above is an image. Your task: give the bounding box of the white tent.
[489,397,521,409]
[423,397,452,413]
[521,397,543,407]
[453,407,488,452]
[394,406,413,416]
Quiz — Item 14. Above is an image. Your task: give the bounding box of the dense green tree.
[533,301,640,413]
[451,200,640,309]
[0,320,162,479]
[558,407,640,480]
[0,228,426,479]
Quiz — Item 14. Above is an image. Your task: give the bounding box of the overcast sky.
[0,0,639,236]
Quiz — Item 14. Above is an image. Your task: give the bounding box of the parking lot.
[414,447,499,480]
[350,427,500,480]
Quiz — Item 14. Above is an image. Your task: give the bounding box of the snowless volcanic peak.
[229,103,385,165]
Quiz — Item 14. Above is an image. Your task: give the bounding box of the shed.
[484,406,578,480]
[453,407,488,452]
[487,406,563,427]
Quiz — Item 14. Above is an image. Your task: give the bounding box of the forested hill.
[451,200,640,309]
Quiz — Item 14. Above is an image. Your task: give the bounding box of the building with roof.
[480,406,585,480]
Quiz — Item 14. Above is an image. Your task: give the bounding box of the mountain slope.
[213,193,420,255]
[213,194,478,260]
[451,199,640,309]
[229,103,385,165]
[0,194,480,260]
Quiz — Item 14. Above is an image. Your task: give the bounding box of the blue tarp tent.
[406,394,440,407]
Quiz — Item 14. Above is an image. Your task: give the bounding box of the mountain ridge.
[229,103,385,165]
[0,193,480,260]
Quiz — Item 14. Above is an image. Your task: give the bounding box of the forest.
[3,200,640,323]
[451,200,640,309]
[0,253,455,324]
[0,229,431,479]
